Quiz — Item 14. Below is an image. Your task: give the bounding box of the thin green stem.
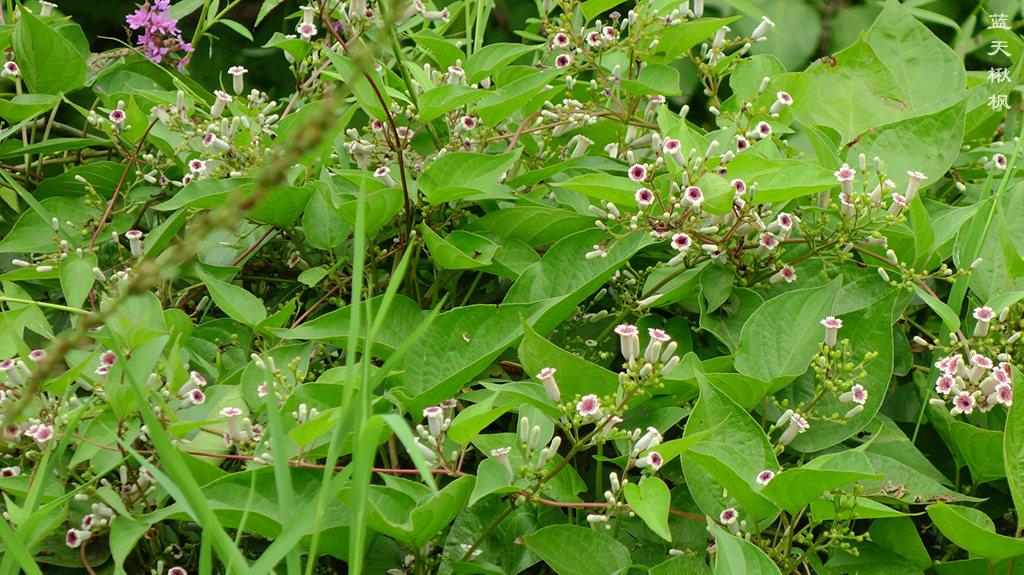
[0,296,89,315]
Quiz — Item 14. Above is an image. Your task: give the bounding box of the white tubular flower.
[683,185,704,208]
[951,391,976,415]
[228,66,248,94]
[491,446,514,479]
[769,91,792,115]
[1,61,20,79]
[973,306,995,337]
[447,64,465,85]
[296,20,317,40]
[778,413,808,446]
[838,384,867,405]
[969,353,994,382]
[210,90,231,118]
[374,166,395,187]
[905,171,927,202]
[834,163,855,195]
[635,451,663,471]
[614,324,640,360]
[635,187,654,209]
[663,138,685,164]
[536,367,560,402]
[570,134,594,158]
[414,438,437,465]
[989,383,1013,407]
[65,528,91,549]
[751,16,775,39]
[632,426,662,455]
[820,316,842,347]
[109,106,126,129]
[770,265,796,284]
[125,229,144,257]
[888,193,908,215]
[423,405,444,439]
[644,328,671,363]
[576,394,602,419]
[756,470,775,485]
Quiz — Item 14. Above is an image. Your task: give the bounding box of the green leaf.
[760,451,879,513]
[623,477,672,541]
[418,85,485,123]
[683,379,778,529]
[12,10,87,94]
[463,43,539,84]
[196,269,267,326]
[168,0,206,19]
[447,395,512,444]
[656,17,742,60]
[1006,398,1024,532]
[555,173,638,205]
[59,252,96,311]
[580,0,622,21]
[465,206,594,247]
[218,18,254,41]
[869,517,932,570]
[735,279,841,382]
[418,150,520,205]
[298,267,329,287]
[411,31,467,69]
[419,226,500,270]
[524,525,631,575]
[726,154,836,203]
[256,0,286,25]
[927,503,1024,563]
[781,292,896,451]
[745,0,821,70]
[468,458,515,505]
[518,322,620,400]
[477,70,560,125]
[0,94,60,123]
[712,525,782,575]
[695,172,734,216]
[504,230,653,332]
[949,420,1005,484]
[620,63,681,97]
[863,452,980,504]
[358,475,476,547]
[303,187,349,250]
[910,283,960,333]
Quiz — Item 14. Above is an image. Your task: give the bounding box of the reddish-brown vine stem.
[89,118,160,251]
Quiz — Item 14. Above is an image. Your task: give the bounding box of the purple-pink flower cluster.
[126,0,193,70]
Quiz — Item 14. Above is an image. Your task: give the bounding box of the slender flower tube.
[423,405,444,439]
[778,413,809,446]
[210,90,231,118]
[125,229,144,257]
[614,324,640,360]
[973,306,995,337]
[905,171,927,202]
[834,164,855,195]
[536,367,560,402]
[820,316,842,347]
[228,65,248,94]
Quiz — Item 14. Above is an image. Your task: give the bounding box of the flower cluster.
[65,502,116,549]
[126,0,193,69]
[931,351,1013,415]
[412,399,459,468]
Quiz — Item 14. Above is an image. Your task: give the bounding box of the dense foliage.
[0,0,1022,573]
